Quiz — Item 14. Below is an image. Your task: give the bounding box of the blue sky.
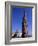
[11,6,32,35]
